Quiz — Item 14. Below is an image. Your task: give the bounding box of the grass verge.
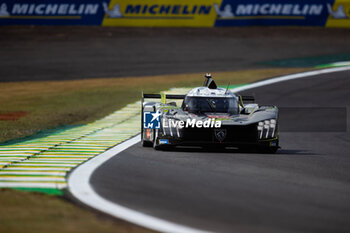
[0,188,153,233]
[0,68,310,144]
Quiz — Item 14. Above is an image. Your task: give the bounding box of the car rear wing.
[142,93,186,105]
[143,93,186,100]
[141,93,185,126]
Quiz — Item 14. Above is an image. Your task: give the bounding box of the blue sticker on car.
[159,139,169,144]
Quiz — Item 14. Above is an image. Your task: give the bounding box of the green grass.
[0,188,153,233]
[0,68,310,144]
[13,188,64,196]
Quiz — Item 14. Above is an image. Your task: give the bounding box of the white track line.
[68,67,350,233]
[232,66,350,93]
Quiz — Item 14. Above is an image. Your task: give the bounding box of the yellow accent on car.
[161,92,166,104]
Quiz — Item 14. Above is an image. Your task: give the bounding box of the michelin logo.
[103,2,122,18]
[214,3,234,18]
[0,3,9,17]
[327,4,348,19]
[0,3,99,16]
[215,3,324,18]
[103,3,212,17]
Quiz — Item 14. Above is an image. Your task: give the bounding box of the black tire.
[142,139,153,147]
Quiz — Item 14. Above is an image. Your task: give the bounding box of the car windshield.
[182,96,238,114]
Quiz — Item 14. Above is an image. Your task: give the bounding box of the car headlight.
[257,119,277,139]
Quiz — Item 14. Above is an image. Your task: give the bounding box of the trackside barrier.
[1,0,350,27]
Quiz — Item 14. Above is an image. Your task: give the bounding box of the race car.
[141,74,279,153]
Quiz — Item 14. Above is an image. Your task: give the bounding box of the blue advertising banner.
[0,0,107,25]
[0,0,349,27]
[214,0,335,26]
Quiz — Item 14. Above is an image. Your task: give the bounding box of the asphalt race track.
[1,27,350,82]
[91,70,350,233]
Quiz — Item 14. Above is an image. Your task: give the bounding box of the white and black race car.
[141,74,279,153]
